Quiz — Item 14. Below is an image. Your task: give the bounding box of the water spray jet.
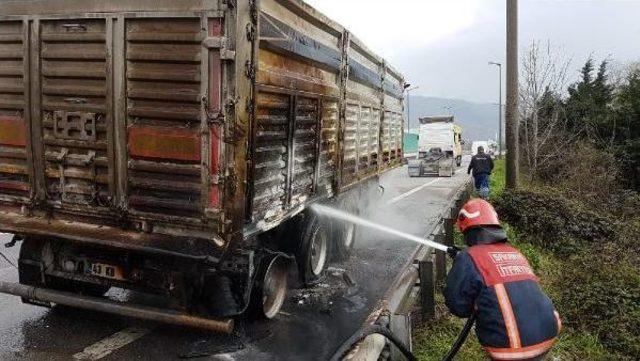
[310,204,456,254]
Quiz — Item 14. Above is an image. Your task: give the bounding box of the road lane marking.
[387,178,440,205]
[73,326,153,360]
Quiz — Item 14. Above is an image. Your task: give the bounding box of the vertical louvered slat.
[251,91,289,221]
[0,20,30,201]
[291,96,318,206]
[38,19,111,207]
[125,18,205,217]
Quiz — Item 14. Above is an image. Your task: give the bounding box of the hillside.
[405,95,500,142]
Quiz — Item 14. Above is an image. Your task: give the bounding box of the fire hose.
[442,313,476,361]
[329,323,417,361]
[328,312,475,361]
[329,246,475,361]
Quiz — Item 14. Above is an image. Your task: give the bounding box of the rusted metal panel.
[128,126,202,162]
[0,9,227,250]
[250,0,343,225]
[0,21,30,200]
[207,13,223,211]
[0,116,27,146]
[247,0,405,226]
[341,102,359,185]
[316,99,338,197]
[251,91,289,221]
[0,0,220,16]
[340,32,388,187]
[382,66,406,168]
[124,17,211,220]
[36,19,112,208]
[290,96,319,206]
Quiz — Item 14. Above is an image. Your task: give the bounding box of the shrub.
[496,189,640,359]
[549,253,640,358]
[493,189,616,256]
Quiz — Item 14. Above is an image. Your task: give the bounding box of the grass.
[412,294,485,361]
[489,158,506,200]
[411,158,616,361]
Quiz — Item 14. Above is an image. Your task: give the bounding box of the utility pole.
[488,62,502,157]
[505,0,518,189]
[405,85,419,133]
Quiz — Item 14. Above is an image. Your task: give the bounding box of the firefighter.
[444,199,561,361]
[468,146,494,199]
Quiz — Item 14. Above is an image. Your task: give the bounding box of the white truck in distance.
[407,116,462,177]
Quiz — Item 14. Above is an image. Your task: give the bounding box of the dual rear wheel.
[253,255,289,319]
[296,209,357,285]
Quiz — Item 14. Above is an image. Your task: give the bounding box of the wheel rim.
[343,223,355,249]
[310,228,328,276]
[262,256,288,319]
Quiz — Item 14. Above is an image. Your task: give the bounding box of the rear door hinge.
[246,23,256,42]
[249,0,258,24]
[245,60,255,80]
[246,99,255,115]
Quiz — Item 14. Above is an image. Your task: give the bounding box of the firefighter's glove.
[447,246,461,259]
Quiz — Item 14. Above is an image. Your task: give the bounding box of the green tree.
[565,58,614,143]
[613,68,640,188]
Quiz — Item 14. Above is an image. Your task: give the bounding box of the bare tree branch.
[519,40,573,179]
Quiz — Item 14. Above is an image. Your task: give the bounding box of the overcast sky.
[304,0,640,104]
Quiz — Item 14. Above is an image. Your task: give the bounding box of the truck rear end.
[408,116,459,177]
[0,0,405,327]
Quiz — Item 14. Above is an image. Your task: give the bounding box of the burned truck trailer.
[0,0,405,324]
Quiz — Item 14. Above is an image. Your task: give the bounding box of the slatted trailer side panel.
[250,0,405,227]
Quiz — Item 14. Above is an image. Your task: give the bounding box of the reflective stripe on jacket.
[444,242,561,360]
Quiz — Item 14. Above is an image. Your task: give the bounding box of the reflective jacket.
[444,240,561,360]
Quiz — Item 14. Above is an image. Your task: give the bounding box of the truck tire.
[296,214,329,285]
[332,204,357,261]
[249,255,289,319]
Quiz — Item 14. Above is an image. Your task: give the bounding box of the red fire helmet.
[456,198,501,233]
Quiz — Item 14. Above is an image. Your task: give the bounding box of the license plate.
[89,262,125,281]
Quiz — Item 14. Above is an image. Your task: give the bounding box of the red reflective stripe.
[495,283,521,349]
[486,338,556,360]
[128,126,201,162]
[554,310,562,333]
[0,117,27,147]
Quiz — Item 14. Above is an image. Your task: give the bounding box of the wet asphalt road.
[0,161,471,361]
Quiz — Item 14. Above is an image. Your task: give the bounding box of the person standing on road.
[444,199,561,361]
[468,146,494,199]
